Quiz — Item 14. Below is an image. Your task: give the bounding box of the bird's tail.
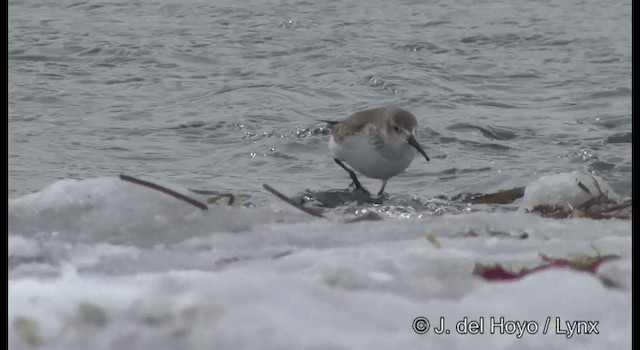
[316,119,340,128]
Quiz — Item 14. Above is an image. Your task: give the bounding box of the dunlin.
[320,106,430,196]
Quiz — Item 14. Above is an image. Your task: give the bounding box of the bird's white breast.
[329,134,416,180]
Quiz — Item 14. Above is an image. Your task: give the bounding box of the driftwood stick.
[119,174,208,210]
[262,184,326,219]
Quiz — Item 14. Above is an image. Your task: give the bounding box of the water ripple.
[446,123,519,141]
[8,0,631,202]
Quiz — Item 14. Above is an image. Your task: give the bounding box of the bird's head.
[387,110,430,162]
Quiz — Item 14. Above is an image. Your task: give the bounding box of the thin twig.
[576,180,592,195]
[119,174,208,210]
[262,184,326,218]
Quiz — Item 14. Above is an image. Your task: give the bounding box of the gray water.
[9,0,632,203]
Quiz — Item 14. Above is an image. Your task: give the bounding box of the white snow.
[520,171,625,210]
[8,174,632,349]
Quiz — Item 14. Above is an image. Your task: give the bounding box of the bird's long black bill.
[407,135,430,161]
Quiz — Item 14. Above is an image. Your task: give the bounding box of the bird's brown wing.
[324,107,392,142]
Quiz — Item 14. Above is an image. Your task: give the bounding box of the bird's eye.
[393,126,401,132]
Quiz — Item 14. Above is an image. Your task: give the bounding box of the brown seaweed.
[528,196,631,220]
[461,186,526,205]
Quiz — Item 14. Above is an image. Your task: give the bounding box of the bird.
[319,106,430,197]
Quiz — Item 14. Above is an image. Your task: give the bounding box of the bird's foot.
[377,190,389,199]
[349,182,371,196]
[354,186,371,197]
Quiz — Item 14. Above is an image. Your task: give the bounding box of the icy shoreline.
[8,175,632,349]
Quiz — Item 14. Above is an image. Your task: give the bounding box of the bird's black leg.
[377,180,389,198]
[333,159,369,194]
